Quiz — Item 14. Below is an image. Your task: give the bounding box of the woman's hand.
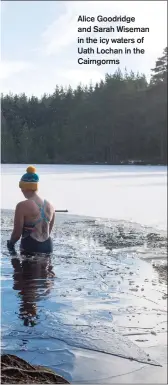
[7,240,17,255]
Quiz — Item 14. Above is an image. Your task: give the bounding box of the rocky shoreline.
[1,355,69,384]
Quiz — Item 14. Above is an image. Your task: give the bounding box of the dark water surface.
[1,210,167,383]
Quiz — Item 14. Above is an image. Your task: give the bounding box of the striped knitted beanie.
[19,166,39,190]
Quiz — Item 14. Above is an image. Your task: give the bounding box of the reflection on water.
[11,256,55,327]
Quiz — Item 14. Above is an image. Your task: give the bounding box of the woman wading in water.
[7,166,55,255]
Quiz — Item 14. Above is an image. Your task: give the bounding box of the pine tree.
[150,47,167,84]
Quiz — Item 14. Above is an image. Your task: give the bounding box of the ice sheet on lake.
[3,321,160,366]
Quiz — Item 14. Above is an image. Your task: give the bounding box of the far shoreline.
[1,161,167,166]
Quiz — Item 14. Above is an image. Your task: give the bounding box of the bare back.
[22,196,55,242]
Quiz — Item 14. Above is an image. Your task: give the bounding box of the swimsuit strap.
[23,200,50,238]
[33,199,50,224]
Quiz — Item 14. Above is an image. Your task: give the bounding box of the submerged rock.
[1,354,69,384]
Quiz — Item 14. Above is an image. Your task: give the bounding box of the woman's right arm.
[49,211,55,234]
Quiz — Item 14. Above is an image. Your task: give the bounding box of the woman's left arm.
[10,203,24,244]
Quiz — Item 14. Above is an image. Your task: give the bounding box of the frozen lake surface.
[1,164,167,383]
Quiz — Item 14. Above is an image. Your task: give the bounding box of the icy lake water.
[1,165,167,383]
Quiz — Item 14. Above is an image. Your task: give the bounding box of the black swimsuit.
[20,200,53,255]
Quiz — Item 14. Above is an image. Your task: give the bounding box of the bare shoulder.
[15,200,33,211]
[45,199,55,211]
[15,200,26,210]
[14,201,27,215]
